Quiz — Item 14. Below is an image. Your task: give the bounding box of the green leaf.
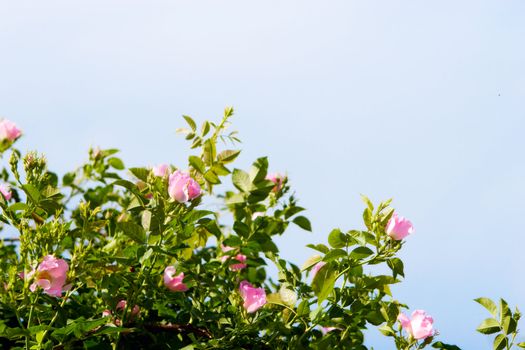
[349,246,374,260]
[62,172,76,186]
[323,249,347,262]
[387,258,405,278]
[431,341,462,350]
[517,342,525,348]
[233,221,250,237]
[118,221,146,244]
[500,299,511,320]
[307,244,330,254]
[328,229,346,248]
[292,216,312,231]
[249,157,268,183]
[312,263,337,304]
[475,298,498,318]
[301,255,322,271]
[476,318,501,334]
[22,184,40,202]
[202,139,216,166]
[363,208,372,230]
[7,202,29,212]
[232,169,251,192]
[183,115,197,131]
[129,167,150,182]
[204,170,221,184]
[502,315,517,335]
[211,163,230,176]
[108,157,125,170]
[189,156,206,173]
[360,194,374,211]
[378,324,395,337]
[493,334,508,350]
[217,149,241,164]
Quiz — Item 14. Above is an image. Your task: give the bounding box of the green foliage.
[476,297,522,350]
[0,110,511,350]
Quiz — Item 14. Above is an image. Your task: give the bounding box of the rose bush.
[0,112,522,349]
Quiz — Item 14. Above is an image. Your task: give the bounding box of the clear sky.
[1,1,524,348]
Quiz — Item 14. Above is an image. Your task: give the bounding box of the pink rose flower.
[398,310,435,340]
[116,300,140,316]
[311,261,326,278]
[168,170,201,203]
[164,266,189,292]
[29,255,69,297]
[0,119,22,142]
[220,245,248,271]
[0,183,12,201]
[152,164,169,177]
[239,280,266,313]
[386,213,414,240]
[266,173,285,192]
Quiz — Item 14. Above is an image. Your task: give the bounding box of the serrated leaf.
[475,298,498,317]
[22,184,40,202]
[129,167,150,182]
[360,194,374,211]
[189,156,206,173]
[476,318,501,334]
[307,244,330,254]
[502,315,517,335]
[217,149,241,164]
[232,169,251,192]
[183,115,197,131]
[493,334,508,350]
[204,170,221,184]
[202,139,216,166]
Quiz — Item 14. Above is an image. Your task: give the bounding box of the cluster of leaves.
[476,298,524,350]
[0,109,521,349]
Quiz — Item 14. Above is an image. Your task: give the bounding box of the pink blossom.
[266,173,285,192]
[163,266,189,292]
[311,261,326,278]
[220,244,235,263]
[116,300,140,316]
[152,164,169,177]
[102,310,112,318]
[0,183,12,201]
[230,254,248,271]
[320,326,339,335]
[252,212,264,220]
[0,119,22,142]
[220,245,248,270]
[168,170,201,203]
[29,255,69,297]
[386,213,414,240]
[398,310,435,340]
[239,280,266,313]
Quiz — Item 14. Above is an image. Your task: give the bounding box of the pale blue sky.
[1,1,524,347]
